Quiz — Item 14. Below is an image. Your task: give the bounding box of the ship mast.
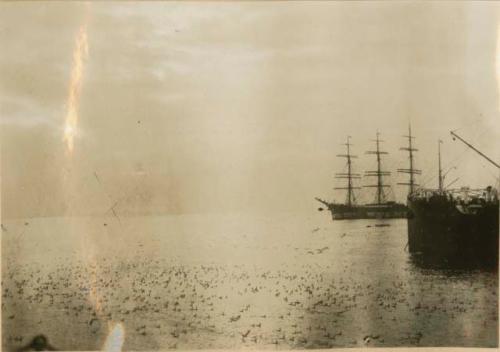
[450,131,500,169]
[364,132,390,205]
[335,136,361,206]
[398,124,421,195]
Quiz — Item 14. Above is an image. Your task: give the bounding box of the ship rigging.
[316,134,407,220]
[364,132,391,205]
[334,136,361,207]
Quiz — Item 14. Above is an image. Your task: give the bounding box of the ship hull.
[326,203,407,220]
[407,195,499,267]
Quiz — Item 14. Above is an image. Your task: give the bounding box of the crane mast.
[450,131,500,169]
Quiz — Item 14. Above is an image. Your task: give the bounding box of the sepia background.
[1,1,499,351]
[2,1,500,219]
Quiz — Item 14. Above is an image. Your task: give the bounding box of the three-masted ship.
[401,128,499,267]
[316,134,407,220]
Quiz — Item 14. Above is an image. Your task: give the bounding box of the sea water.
[2,212,497,350]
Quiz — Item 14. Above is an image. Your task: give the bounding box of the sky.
[1,2,500,218]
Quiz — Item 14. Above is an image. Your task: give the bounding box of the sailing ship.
[401,128,499,267]
[316,134,407,220]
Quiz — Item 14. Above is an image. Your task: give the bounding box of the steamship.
[400,128,499,267]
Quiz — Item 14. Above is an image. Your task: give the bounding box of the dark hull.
[326,203,407,220]
[407,195,499,267]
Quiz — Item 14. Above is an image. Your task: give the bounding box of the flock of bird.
[2,220,498,350]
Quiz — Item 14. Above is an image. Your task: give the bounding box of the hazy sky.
[2,2,500,218]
